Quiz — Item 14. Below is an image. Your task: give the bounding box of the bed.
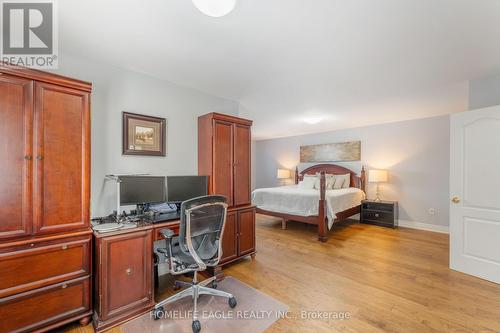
[253,164,366,242]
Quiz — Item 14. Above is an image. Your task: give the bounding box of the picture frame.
[300,141,361,163]
[122,112,167,156]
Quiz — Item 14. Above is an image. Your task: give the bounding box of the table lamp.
[368,169,388,202]
[277,168,291,185]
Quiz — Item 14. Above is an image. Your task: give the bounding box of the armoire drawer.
[0,236,91,298]
[0,276,90,333]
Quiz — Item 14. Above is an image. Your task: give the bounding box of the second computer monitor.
[166,176,208,203]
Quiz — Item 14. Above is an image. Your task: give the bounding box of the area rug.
[122,277,288,333]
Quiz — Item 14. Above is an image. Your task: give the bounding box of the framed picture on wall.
[122,112,167,156]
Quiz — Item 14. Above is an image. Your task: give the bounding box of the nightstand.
[361,200,398,228]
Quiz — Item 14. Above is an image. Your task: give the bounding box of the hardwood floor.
[58,214,500,333]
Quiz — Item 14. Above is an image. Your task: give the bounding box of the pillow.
[298,176,316,189]
[332,175,344,189]
[338,174,351,189]
[310,173,336,190]
[303,174,321,189]
[325,174,336,189]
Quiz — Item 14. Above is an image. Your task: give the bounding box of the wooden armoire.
[0,64,92,332]
[198,113,256,275]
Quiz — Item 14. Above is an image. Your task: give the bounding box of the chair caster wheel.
[228,297,237,308]
[192,319,201,333]
[211,281,217,289]
[153,307,164,320]
[173,281,181,291]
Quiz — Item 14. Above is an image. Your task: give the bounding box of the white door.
[450,106,500,284]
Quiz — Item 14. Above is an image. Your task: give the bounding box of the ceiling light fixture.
[192,0,236,18]
[303,117,324,125]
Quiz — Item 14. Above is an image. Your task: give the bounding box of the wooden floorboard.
[58,214,500,333]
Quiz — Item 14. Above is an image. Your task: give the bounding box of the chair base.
[153,273,237,332]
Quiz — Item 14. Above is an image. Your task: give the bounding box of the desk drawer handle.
[61,245,68,250]
[126,268,133,276]
[62,283,67,289]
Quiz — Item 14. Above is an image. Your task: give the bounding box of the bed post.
[295,166,299,184]
[318,171,328,242]
[360,166,366,193]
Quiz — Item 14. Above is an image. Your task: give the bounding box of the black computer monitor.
[119,176,166,205]
[166,176,208,203]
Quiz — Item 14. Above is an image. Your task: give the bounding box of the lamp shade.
[368,169,388,183]
[277,169,291,179]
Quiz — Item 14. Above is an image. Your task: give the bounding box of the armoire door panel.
[33,83,90,235]
[0,75,33,240]
[213,120,234,206]
[233,124,251,206]
[220,211,237,263]
[238,208,255,256]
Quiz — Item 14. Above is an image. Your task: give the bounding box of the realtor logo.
[1,0,58,68]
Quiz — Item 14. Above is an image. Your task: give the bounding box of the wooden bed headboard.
[295,164,366,193]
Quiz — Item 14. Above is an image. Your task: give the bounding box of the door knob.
[451,196,460,204]
[125,268,132,276]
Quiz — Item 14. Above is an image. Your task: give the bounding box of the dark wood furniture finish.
[198,113,256,275]
[198,113,253,208]
[34,82,90,235]
[93,229,154,332]
[220,206,256,263]
[256,164,366,242]
[361,200,399,228]
[220,210,238,263]
[0,235,91,298]
[0,74,33,240]
[0,64,92,332]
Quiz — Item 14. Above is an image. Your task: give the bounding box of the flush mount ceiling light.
[303,116,324,125]
[192,0,237,17]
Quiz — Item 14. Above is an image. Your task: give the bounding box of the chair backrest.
[178,195,228,268]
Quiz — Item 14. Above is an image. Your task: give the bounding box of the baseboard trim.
[398,219,449,234]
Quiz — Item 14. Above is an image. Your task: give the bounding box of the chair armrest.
[160,228,175,239]
[157,228,176,272]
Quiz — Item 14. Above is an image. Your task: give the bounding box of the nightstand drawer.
[361,200,398,228]
[361,210,394,223]
[362,202,394,212]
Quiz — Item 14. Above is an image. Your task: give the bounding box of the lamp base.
[374,183,382,202]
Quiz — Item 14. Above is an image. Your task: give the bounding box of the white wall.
[53,53,239,217]
[469,73,500,110]
[254,115,450,228]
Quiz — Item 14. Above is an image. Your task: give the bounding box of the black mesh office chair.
[152,195,237,333]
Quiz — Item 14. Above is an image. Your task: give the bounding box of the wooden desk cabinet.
[93,229,154,332]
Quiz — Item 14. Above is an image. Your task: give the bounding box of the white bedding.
[252,185,366,229]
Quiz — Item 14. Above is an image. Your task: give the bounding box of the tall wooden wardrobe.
[198,113,256,276]
[0,64,92,332]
